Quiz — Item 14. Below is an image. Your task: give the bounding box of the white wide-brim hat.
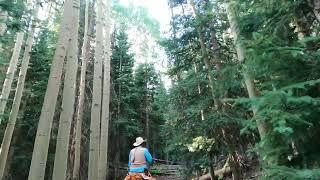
[133,137,147,146]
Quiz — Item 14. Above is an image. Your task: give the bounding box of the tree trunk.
[226,1,268,139]
[210,27,223,107]
[2,90,30,180]
[2,142,14,180]
[72,0,91,179]
[52,0,80,179]
[88,0,103,178]
[114,136,120,179]
[98,0,111,179]
[193,61,205,120]
[0,8,8,36]
[28,0,75,179]
[145,93,150,148]
[0,32,24,124]
[309,0,320,23]
[0,3,39,179]
[114,56,122,179]
[189,0,220,109]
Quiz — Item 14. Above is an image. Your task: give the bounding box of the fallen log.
[199,157,232,180]
[199,166,231,180]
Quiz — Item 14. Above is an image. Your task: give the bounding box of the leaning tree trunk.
[2,92,29,180]
[88,0,104,178]
[226,1,268,139]
[52,0,80,179]
[28,0,75,179]
[0,3,40,179]
[72,0,91,179]
[0,32,24,124]
[98,0,111,179]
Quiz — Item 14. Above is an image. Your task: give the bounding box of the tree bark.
[226,1,268,139]
[98,0,111,179]
[0,3,39,179]
[0,8,8,36]
[192,61,205,120]
[0,32,24,124]
[88,0,103,178]
[28,0,75,179]
[72,0,91,179]
[309,0,320,23]
[52,0,80,179]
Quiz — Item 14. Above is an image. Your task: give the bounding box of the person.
[126,137,153,179]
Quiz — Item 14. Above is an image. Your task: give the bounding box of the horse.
[124,172,156,180]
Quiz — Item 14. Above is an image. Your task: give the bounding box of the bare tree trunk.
[28,0,75,179]
[2,92,30,180]
[52,0,80,179]
[192,61,205,120]
[98,0,111,179]
[0,8,8,36]
[0,32,24,124]
[0,3,40,179]
[2,141,14,180]
[72,0,91,179]
[88,0,104,178]
[226,2,268,139]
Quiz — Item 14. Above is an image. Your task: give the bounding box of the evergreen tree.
[133,63,160,150]
[110,26,136,177]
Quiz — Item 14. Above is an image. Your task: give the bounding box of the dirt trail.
[155,175,183,180]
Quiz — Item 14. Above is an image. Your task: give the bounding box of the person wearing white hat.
[127,137,153,177]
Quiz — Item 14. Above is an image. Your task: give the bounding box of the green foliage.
[109,25,167,164]
[162,0,320,178]
[110,26,138,162]
[264,166,320,180]
[234,0,320,177]
[0,0,26,32]
[132,63,164,157]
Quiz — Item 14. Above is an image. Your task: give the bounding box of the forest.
[0,0,320,179]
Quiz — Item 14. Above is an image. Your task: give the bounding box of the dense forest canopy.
[0,0,320,179]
